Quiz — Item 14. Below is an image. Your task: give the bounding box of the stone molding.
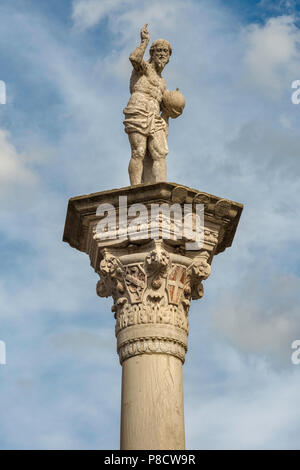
[117,324,187,363]
[63,182,243,257]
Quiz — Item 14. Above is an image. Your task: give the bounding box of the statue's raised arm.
[123,25,186,186]
[129,24,150,71]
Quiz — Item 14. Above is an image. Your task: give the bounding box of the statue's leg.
[128,132,147,185]
[148,130,168,183]
[142,150,155,184]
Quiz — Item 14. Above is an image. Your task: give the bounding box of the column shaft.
[120,353,185,450]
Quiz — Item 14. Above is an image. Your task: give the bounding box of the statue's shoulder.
[130,59,150,75]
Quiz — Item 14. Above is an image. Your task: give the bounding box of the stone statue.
[123,24,185,186]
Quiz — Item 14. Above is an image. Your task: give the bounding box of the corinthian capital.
[94,243,213,364]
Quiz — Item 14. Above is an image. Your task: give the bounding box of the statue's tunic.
[123,61,167,138]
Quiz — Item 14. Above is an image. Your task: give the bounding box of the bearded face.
[151,45,170,71]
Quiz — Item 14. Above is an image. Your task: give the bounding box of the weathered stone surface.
[123,25,185,185]
[96,241,210,365]
[63,182,243,449]
[63,182,243,258]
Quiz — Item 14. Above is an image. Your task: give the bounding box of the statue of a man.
[123,24,185,185]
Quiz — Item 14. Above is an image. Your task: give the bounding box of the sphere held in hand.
[162,89,186,119]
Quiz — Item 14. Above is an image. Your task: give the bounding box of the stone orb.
[162,89,185,119]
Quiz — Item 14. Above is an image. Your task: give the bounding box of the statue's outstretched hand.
[140,24,150,42]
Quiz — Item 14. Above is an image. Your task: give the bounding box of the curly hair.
[149,39,172,57]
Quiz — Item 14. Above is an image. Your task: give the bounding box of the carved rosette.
[96,245,211,364]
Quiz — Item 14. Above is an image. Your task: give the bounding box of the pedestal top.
[63,182,243,256]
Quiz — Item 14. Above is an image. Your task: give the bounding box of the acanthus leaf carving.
[97,252,128,312]
[187,250,211,301]
[96,278,111,298]
[96,246,213,363]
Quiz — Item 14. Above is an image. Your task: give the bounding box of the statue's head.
[149,39,172,70]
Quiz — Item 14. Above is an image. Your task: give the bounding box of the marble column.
[63,182,243,450]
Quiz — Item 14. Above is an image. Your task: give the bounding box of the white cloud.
[0,129,37,194]
[243,15,300,97]
[72,0,133,30]
[72,0,194,45]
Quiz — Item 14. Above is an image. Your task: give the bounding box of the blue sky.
[0,0,300,449]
